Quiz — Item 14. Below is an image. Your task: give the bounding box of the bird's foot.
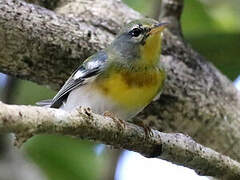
[103,111,126,129]
[135,121,153,138]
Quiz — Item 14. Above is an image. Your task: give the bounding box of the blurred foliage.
[123,0,156,17]
[0,0,239,180]
[200,0,240,32]
[14,80,56,105]
[187,33,240,80]
[123,0,240,80]
[182,0,240,80]
[23,135,100,180]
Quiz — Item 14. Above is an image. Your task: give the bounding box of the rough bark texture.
[1,0,240,165]
[0,0,116,89]
[0,102,239,179]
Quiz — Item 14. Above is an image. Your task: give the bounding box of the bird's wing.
[37,51,108,108]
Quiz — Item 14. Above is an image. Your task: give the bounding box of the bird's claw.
[135,121,153,138]
[103,111,126,129]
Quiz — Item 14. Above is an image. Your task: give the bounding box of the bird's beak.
[149,22,169,35]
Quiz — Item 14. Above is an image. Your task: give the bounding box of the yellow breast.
[94,67,165,110]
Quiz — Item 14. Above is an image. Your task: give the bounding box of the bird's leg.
[103,111,126,129]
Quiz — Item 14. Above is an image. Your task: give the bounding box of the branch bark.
[160,0,184,36]
[1,0,240,168]
[0,102,239,179]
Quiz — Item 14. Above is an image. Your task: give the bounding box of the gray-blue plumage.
[38,51,108,108]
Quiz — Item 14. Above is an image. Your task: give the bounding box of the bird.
[37,18,167,122]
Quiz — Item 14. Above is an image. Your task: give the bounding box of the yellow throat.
[140,32,162,66]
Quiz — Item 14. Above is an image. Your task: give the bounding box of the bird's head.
[110,18,168,66]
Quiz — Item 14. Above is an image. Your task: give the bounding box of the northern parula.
[37,18,167,121]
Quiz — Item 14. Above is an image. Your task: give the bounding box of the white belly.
[61,84,141,120]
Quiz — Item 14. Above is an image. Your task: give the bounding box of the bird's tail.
[36,99,52,107]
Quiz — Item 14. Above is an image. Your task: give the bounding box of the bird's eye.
[129,28,142,37]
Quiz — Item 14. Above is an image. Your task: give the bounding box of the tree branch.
[159,0,184,36]
[0,102,239,179]
[1,0,240,164]
[0,0,119,89]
